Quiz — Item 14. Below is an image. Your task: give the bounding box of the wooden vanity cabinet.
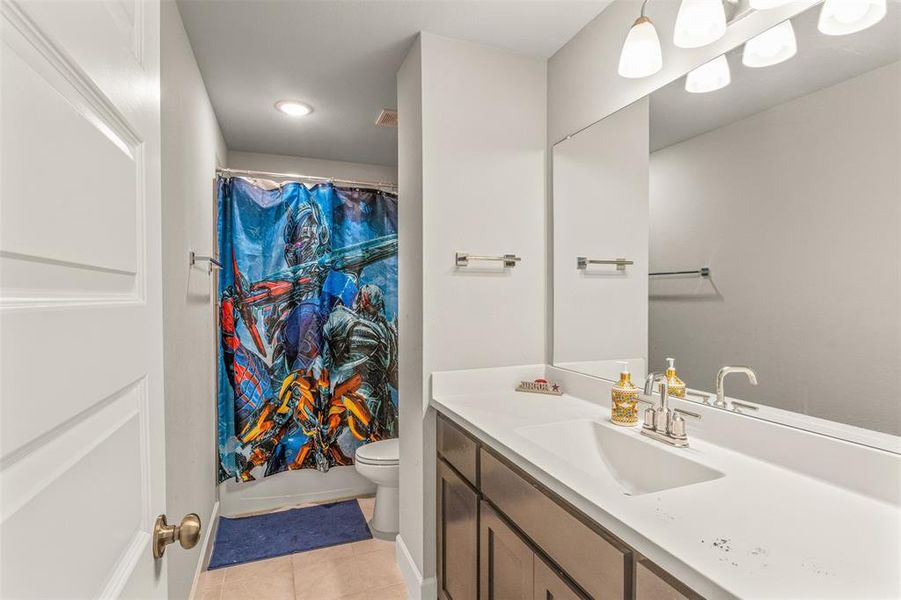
[480,501,534,599]
[634,558,699,600]
[534,556,589,600]
[436,414,702,600]
[437,458,479,600]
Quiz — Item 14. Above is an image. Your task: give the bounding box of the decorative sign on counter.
[515,378,562,396]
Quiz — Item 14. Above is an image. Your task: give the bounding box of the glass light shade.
[618,17,663,79]
[685,55,731,93]
[818,0,886,35]
[749,0,794,8]
[742,20,797,68]
[673,0,727,49]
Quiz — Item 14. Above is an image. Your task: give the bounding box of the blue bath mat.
[208,499,372,569]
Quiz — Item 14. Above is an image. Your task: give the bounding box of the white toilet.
[354,438,399,536]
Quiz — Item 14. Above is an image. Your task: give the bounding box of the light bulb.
[818,0,886,35]
[275,100,313,117]
[674,0,727,49]
[685,55,731,93]
[618,16,663,79]
[742,20,797,68]
[749,0,794,8]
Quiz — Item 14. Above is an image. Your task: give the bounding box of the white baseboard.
[395,534,437,600]
[188,501,220,600]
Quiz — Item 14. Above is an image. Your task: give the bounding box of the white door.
[1,0,168,598]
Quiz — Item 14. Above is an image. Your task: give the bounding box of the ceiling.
[650,1,901,151]
[177,0,612,167]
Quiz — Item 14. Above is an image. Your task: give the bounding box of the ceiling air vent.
[375,109,398,128]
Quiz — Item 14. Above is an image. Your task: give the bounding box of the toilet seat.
[355,438,399,466]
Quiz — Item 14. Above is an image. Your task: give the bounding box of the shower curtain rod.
[216,167,398,191]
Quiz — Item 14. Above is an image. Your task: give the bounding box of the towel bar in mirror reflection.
[649,267,710,277]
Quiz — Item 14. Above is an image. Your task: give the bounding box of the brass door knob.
[152,513,201,559]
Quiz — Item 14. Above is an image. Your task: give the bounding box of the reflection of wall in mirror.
[553,98,649,366]
[554,358,647,382]
[649,61,900,435]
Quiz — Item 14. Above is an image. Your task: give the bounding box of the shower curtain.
[216,176,398,482]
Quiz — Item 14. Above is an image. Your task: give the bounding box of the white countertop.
[431,387,901,599]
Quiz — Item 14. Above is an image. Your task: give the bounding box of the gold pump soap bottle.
[665,357,686,399]
[611,361,640,426]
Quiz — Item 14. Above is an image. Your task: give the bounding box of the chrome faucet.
[639,372,700,448]
[715,366,758,408]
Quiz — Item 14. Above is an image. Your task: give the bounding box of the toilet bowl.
[354,438,399,536]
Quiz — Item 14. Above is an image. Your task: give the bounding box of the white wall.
[227,150,397,184]
[649,62,900,435]
[160,3,227,597]
[396,35,427,596]
[397,32,547,596]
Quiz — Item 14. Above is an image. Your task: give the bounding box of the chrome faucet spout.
[643,372,661,397]
[639,372,696,447]
[715,366,758,408]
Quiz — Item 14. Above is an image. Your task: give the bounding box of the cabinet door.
[534,557,587,600]
[437,459,479,600]
[480,501,534,600]
[635,559,696,600]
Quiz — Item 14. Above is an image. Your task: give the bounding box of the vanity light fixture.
[673,0,727,49]
[274,100,313,117]
[685,54,731,93]
[742,19,797,68]
[818,0,886,35]
[617,0,663,79]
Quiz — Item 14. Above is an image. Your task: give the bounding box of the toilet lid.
[355,438,399,465]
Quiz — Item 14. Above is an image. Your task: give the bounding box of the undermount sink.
[515,419,724,496]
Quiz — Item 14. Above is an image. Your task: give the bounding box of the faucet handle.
[730,400,759,413]
[669,408,700,440]
[672,408,701,420]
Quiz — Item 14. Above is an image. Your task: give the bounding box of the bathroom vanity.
[436,412,696,600]
[430,365,900,600]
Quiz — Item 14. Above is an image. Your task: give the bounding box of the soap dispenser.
[611,361,640,426]
[665,357,686,399]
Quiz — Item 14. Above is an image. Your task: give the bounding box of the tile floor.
[197,497,407,600]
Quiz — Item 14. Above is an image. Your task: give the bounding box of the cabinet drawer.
[480,448,628,600]
[437,415,478,486]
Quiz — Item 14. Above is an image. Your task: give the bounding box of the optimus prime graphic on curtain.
[216,177,398,482]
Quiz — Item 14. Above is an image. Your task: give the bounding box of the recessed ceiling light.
[275,100,313,117]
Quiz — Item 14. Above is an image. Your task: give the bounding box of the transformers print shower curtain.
[216,177,398,482]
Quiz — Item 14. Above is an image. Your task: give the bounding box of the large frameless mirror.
[552,1,901,445]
